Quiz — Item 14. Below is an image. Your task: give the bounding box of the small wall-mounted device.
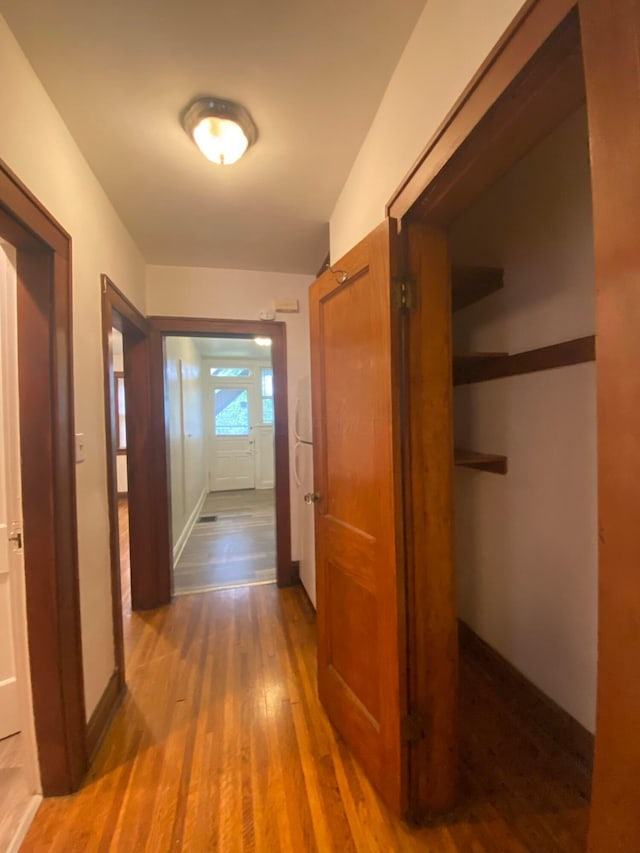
[258,308,276,321]
[275,298,300,314]
[75,433,86,464]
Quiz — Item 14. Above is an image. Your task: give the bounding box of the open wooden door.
[310,219,457,818]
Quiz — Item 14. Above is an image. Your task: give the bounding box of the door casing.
[148,316,295,588]
[0,160,86,795]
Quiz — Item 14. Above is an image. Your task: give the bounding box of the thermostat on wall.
[258,308,275,320]
[275,298,300,314]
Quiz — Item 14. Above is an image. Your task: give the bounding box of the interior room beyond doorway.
[166,335,276,595]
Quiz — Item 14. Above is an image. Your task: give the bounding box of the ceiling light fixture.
[254,337,272,347]
[182,96,258,166]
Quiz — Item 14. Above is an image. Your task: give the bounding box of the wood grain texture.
[454,449,508,475]
[21,583,590,851]
[459,621,593,772]
[310,220,407,816]
[579,0,640,849]
[454,336,595,385]
[147,317,294,588]
[451,265,504,312]
[388,0,580,223]
[404,221,458,815]
[85,671,125,762]
[1,161,86,795]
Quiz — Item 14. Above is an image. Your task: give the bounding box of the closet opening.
[449,101,596,830]
[388,3,599,831]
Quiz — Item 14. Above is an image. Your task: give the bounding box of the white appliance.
[293,376,316,607]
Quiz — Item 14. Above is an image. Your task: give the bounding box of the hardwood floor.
[174,490,276,595]
[0,732,38,851]
[21,579,590,852]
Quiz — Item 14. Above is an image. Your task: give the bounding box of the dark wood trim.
[86,670,126,761]
[577,0,640,847]
[403,221,458,815]
[388,0,580,225]
[0,160,86,795]
[0,158,70,256]
[147,316,294,588]
[102,276,165,613]
[451,265,504,312]
[454,335,595,385]
[454,449,508,475]
[289,560,300,585]
[459,621,594,774]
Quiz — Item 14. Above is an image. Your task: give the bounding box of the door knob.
[304,492,321,504]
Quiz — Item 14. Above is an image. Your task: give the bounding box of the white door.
[208,385,256,491]
[0,242,24,739]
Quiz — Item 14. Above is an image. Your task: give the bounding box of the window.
[214,387,250,436]
[261,367,274,425]
[115,373,127,451]
[210,367,251,377]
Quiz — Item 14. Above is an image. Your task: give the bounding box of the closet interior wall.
[449,106,597,732]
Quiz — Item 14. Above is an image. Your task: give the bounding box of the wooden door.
[310,219,458,818]
[310,220,408,814]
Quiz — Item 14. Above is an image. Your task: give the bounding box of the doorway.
[0,239,40,849]
[0,162,86,802]
[148,316,294,590]
[167,336,277,595]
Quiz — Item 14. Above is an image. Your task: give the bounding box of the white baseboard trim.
[7,794,41,853]
[173,488,207,566]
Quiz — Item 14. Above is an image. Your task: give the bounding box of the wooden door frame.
[147,316,295,589]
[0,161,86,795]
[388,0,640,840]
[101,277,167,612]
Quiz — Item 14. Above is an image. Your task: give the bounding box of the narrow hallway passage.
[21,503,591,850]
[21,576,589,852]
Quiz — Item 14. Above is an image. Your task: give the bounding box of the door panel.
[209,385,255,491]
[310,220,407,815]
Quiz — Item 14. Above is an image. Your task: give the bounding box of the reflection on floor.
[0,732,37,851]
[22,584,590,851]
[173,489,276,595]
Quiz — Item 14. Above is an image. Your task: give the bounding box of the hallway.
[21,581,589,852]
[174,489,276,595]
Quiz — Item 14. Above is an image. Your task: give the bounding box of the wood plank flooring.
[0,732,37,851]
[174,490,276,595]
[21,581,590,852]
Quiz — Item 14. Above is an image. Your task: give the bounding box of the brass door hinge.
[401,711,428,743]
[393,276,416,311]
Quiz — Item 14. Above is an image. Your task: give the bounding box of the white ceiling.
[1,0,426,274]
[192,336,272,360]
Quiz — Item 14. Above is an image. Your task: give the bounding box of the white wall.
[0,16,146,717]
[330,0,526,260]
[146,267,313,564]
[111,329,128,494]
[451,109,598,731]
[165,337,206,555]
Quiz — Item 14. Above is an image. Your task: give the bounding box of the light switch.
[75,433,86,464]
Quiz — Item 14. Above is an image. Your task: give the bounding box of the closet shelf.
[453,352,509,385]
[454,449,508,475]
[451,265,504,312]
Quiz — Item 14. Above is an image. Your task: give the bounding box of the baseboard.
[172,487,207,565]
[290,560,300,584]
[459,621,594,774]
[298,576,316,613]
[86,670,126,761]
[6,795,41,853]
